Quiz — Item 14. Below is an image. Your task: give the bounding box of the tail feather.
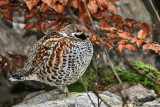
[9,68,30,81]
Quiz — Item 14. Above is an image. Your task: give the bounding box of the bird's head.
[59,24,88,40]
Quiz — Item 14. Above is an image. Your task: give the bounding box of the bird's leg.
[57,86,69,94]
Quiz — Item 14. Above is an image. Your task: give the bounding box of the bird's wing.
[10,32,64,80]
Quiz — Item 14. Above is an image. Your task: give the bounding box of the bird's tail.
[9,68,30,81]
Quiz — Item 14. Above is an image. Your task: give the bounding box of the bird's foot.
[56,86,69,94]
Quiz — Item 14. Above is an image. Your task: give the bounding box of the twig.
[149,0,160,22]
[104,48,130,106]
[80,77,112,107]
[80,78,96,107]
[93,91,111,107]
[93,53,100,106]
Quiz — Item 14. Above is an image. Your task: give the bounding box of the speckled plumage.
[10,24,93,93]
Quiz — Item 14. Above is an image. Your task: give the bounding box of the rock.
[12,84,159,107]
[107,83,157,106]
[121,84,156,103]
[13,90,124,107]
[143,98,160,106]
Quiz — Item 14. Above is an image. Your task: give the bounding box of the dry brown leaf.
[17,8,23,12]
[105,33,118,38]
[41,22,46,32]
[137,40,144,47]
[31,7,39,14]
[0,9,13,21]
[41,2,49,12]
[117,40,128,45]
[52,4,65,13]
[99,19,110,28]
[24,12,34,22]
[118,45,126,52]
[99,27,117,31]
[42,0,66,13]
[80,13,89,23]
[24,0,40,11]
[131,37,139,43]
[23,22,36,30]
[89,33,97,43]
[93,10,106,19]
[0,0,9,6]
[87,0,98,14]
[142,43,160,54]
[8,59,15,74]
[59,0,68,6]
[15,56,24,68]
[36,24,41,32]
[126,44,137,51]
[124,18,135,32]
[142,43,150,50]
[109,0,119,2]
[54,25,62,31]
[101,39,113,49]
[69,0,79,8]
[117,31,132,39]
[136,23,151,39]
[47,22,58,28]
[97,0,118,13]
[137,29,147,39]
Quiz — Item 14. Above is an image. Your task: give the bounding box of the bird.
[9,24,93,93]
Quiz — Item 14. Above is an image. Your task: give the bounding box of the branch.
[149,0,160,22]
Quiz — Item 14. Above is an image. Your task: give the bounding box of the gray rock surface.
[120,84,156,103]
[13,91,124,107]
[13,84,160,107]
[143,98,160,106]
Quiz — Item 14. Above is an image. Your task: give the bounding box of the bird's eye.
[75,33,88,40]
